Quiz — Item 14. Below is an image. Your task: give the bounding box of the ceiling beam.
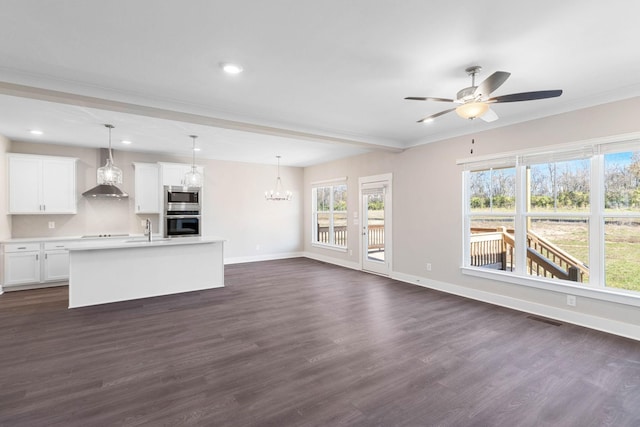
[0,81,404,154]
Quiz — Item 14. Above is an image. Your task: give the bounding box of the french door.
[360,174,392,275]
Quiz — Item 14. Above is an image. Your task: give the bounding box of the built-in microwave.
[164,186,200,212]
[164,186,202,237]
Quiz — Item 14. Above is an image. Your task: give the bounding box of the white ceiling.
[1,1,639,167]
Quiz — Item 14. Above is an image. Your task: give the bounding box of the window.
[312,182,347,248]
[468,167,516,271]
[524,158,591,283]
[604,150,640,292]
[462,138,640,296]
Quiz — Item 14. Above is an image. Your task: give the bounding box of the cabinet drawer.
[44,242,71,250]
[4,243,40,253]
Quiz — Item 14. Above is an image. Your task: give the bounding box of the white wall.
[7,141,303,260]
[0,134,10,240]
[304,96,640,340]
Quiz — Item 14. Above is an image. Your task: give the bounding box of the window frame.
[459,133,640,307]
[311,179,348,251]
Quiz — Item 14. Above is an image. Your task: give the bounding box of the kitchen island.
[68,236,225,308]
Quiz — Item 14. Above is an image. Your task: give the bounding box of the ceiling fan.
[405,66,562,123]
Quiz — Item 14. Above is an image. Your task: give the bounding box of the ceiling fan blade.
[417,107,456,123]
[405,96,455,102]
[474,71,511,98]
[480,107,498,123]
[488,90,563,103]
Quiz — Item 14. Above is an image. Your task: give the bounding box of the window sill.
[461,266,640,308]
[311,243,348,253]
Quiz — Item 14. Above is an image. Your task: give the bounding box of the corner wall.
[0,134,11,239]
[304,96,640,340]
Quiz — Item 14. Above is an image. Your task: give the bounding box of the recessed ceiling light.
[121,140,132,145]
[422,118,434,125]
[221,62,243,74]
[193,147,201,152]
[30,129,43,135]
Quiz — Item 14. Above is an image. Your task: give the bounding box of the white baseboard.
[391,271,640,342]
[303,251,361,271]
[296,251,640,341]
[224,252,303,265]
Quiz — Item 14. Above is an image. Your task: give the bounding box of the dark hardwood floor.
[1,258,639,426]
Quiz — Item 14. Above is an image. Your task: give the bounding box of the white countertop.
[67,236,225,251]
[1,234,145,244]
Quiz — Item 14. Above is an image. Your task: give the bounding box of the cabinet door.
[8,155,77,214]
[43,250,69,282]
[41,158,77,213]
[134,163,160,213]
[4,252,41,286]
[9,156,42,213]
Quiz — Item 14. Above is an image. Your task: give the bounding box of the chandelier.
[183,135,203,187]
[265,155,292,201]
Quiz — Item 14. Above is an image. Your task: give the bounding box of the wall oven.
[164,186,201,238]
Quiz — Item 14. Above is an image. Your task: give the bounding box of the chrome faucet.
[145,218,152,242]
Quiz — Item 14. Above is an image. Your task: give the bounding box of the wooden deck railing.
[470,227,588,282]
[317,224,384,251]
[526,230,588,282]
[470,230,514,271]
[317,225,347,247]
[367,224,384,251]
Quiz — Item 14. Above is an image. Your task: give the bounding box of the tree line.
[470,153,640,210]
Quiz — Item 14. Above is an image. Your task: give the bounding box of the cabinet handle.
[36,254,39,260]
[43,204,46,211]
[55,245,64,248]
[45,254,48,259]
[18,246,26,249]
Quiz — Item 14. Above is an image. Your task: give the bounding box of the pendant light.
[97,124,123,185]
[182,135,203,188]
[265,155,292,201]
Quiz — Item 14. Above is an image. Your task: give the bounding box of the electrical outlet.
[426,263,432,271]
[566,295,577,307]
[141,220,147,227]
[48,221,55,229]
[349,249,353,256]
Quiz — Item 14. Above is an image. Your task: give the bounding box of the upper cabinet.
[159,162,204,187]
[8,154,77,214]
[133,162,160,213]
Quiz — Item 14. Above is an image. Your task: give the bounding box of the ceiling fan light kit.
[406,65,562,123]
[456,101,489,119]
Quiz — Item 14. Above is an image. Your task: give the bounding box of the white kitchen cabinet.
[133,162,160,213]
[3,243,41,287]
[159,162,204,187]
[2,241,72,289]
[8,154,77,214]
[43,242,71,282]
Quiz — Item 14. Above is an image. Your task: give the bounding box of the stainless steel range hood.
[82,183,128,198]
[82,148,129,199]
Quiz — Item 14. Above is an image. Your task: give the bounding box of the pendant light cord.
[106,124,115,163]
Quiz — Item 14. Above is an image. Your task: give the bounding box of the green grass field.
[532,220,640,292]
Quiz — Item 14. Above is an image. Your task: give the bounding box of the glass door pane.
[366,193,385,262]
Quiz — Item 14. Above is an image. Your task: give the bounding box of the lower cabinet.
[43,250,70,282]
[2,241,70,290]
[4,246,41,286]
